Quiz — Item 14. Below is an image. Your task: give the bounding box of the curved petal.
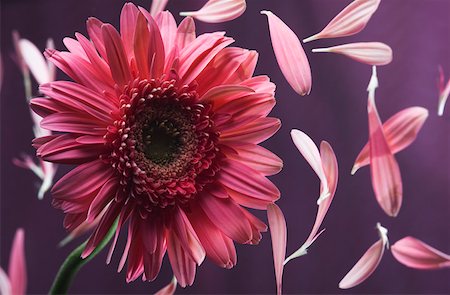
[8,229,26,295]
[167,230,196,288]
[150,0,169,16]
[339,223,388,289]
[261,10,311,96]
[18,39,51,84]
[304,0,381,42]
[352,107,428,174]
[290,129,329,203]
[267,204,287,295]
[180,0,246,23]
[438,67,450,116]
[0,267,11,295]
[391,237,450,270]
[176,17,196,49]
[313,42,392,66]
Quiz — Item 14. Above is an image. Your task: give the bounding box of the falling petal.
[155,276,177,295]
[180,0,246,23]
[261,10,312,96]
[367,67,403,217]
[284,141,338,264]
[313,42,392,66]
[18,39,52,84]
[304,0,381,42]
[352,107,428,174]
[267,204,287,295]
[339,223,388,289]
[290,129,329,204]
[150,0,169,16]
[391,236,450,270]
[8,229,27,295]
[437,66,450,116]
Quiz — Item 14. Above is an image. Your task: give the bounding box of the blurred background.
[1,0,449,293]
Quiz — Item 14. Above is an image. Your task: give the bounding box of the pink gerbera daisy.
[31,3,282,287]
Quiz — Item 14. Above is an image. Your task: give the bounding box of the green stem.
[49,219,118,295]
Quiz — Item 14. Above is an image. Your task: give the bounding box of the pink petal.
[352,107,428,174]
[339,223,388,289]
[290,129,329,203]
[180,0,246,23]
[437,67,450,116]
[313,42,393,66]
[150,0,169,16]
[167,230,196,287]
[391,236,450,270]
[155,276,177,295]
[367,68,402,217]
[120,3,139,57]
[176,17,196,49]
[267,204,287,295]
[199,194,253,244]
[304,0,381,42]
[101,24,132,86]
[8,229,26,295]
[261,10,312,96]
[18,39,52,84]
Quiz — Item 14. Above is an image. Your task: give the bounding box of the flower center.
[104,78,222,214]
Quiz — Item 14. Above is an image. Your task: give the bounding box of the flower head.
[31,3,281,287]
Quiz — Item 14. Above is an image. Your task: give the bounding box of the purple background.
[1,0,449,293]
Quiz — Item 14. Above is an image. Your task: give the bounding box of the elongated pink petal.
[304,0,381,42]
[291,129,329,203]
[391,237,450,270]
[437,67,450,116]
[284,141,338,264]
[155,276,177,295]
[180,0,246,23]
[167,230,196,288]
[267,204,287,295]
[339,223,388,289]
[367,68,402,217]
[261,10,312,96]
[18,39,52,84]
[313,42,392,66]
[352,107,428,174]
[8,229,26,295]
[150,0,169,16]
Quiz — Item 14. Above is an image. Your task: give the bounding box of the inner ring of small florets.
[104,78,221,210]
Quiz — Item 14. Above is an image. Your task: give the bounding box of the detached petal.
[352,107,428,174]
[0,267,11,295]
[437,67,450,116]
[18,39,52,84]
[150,0,169,16]
[339,223,388,289]
[304,0,381,42]
[261,10,312,96]
[367,67,402,217]
[155,276,177,295]
[291,129,329,204]
[284,141,338,265]
[267,204,287,295]
[180,0,246,23]
[391,236,450,270]
[313,42,392,66]
[8,229,26,295]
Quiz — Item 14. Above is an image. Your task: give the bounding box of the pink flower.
[391,236,450,270]
[339,223,388,289]
[31,3,281,287]
[0,229,27,295]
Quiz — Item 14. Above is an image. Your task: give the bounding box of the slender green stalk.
[49,219,118,295]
